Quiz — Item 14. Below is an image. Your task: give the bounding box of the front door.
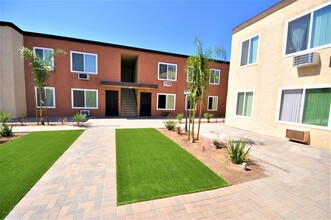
[140,92,151,116]
[106,90,118,116]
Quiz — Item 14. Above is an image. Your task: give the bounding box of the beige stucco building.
[226,0,331,148]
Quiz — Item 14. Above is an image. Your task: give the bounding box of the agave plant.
[226,138,251,164]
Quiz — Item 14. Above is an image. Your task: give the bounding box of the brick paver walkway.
[5,121,331,219]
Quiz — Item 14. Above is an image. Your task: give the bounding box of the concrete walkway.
[5,120,331,219]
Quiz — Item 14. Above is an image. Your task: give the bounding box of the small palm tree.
[18,47,66,125]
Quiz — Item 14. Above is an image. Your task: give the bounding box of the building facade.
[0,22,229,118]
[226,0,331,148]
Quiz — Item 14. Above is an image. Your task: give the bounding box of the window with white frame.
[34,47,54,68]
[71,51,97,74]
[35,87,55,108]
[278,87,331,128]
[157,93,176,110]
[208,96,218,111]
[236,91,254,117]
[240,35,260,66]
[209,69,220,84]
[72,89,98,109]
[158,62,177,81]
[285,4,331,55]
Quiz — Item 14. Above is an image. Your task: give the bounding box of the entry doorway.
[140,92,151,116]
[105,90,118,116]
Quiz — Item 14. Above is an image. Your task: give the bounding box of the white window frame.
[239,34,260,67]
[235,90,255,119]
[207,96,218,111]
[70,51,98,74]
[156,93,176,110]
[276,85,331,130]
[283,2,331,57]
[157,62,177,81]
[71,88,98,109]
[209,69,221,85]
[34,87,56,108]
[33,47,54,68]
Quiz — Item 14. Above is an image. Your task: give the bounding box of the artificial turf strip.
[116,128,228,205]
[0,130,84,219]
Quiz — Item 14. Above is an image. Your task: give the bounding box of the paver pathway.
[5,121,331,219]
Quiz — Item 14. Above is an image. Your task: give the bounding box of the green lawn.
[0,130,84,219]
[116,128,228,205]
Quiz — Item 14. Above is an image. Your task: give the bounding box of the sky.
[1,0,279,61]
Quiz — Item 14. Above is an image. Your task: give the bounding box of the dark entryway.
[121,54,138,83]
[106,90,118,116]
[140,92,151,116]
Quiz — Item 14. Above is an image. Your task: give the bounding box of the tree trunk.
[188,97,192,142]
[39,90,45,125]
[196,91,204,141]
[191,97,197,143]
[44,91,49,125]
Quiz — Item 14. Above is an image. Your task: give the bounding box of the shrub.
[226,138,251,164]
[58,117,67,125]
[176,112,184,123]
[0,111,10,126]
[0,124,13,137]
[73,113,86,126]
[164,118,177,131]
[204,113,214,123]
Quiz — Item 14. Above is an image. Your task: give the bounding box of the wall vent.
[78,73,90,80]
[293,52,319,68]
[163,80,172,86]
[80,109,90,116]
[286,129,309,143]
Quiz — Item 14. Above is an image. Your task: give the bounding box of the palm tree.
[18,47,66,125]
[186,38,226,142]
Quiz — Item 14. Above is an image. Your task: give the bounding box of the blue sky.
[1,0,279,61]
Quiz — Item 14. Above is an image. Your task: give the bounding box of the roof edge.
[0,21,230,64]
[232,0,297,34]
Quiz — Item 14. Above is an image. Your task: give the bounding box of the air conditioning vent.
[163,80,172,86]
[80,110,90,116]
[286,129,309,143]
[78,73,90,80]
[293,52,319,68]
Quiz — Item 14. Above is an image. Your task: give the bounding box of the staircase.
[121,88,138,117]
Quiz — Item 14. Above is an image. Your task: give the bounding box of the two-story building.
[226,0,330,148]
[0,22,229,118]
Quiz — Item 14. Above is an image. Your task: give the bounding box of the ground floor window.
[236,91,254,117]
[279,87,331,127]
[72,89,98,109]
[207,96,218,111]
[157,93,176,110]
[35,87,55,108]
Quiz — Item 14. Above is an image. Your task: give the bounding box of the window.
[72,89,98,109]
[236,91,254,117]
[158,62,177,81]
[208,96,218,111]
[240,35,259,66]
[35,87,55,108]
[71,51,97,74]
[285,4,331,55]
[33,47,54,68]
[157,94,176,110]
[210,69,220,84]
[278,87,331,128]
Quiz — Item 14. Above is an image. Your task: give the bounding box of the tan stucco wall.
[0,26,27,118]
[226,0,331,148]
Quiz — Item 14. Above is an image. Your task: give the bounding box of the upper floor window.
[158,62,177,81]
[209,69,220,85]
[240,35,260,66]
[285,4,331,55]
[34,47,54,68]
[71,51,97,74]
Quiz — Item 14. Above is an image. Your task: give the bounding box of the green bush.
[164,118,177,131]
[73,113,86,126]
[176,112,184,123]
[0,124,13,137]
[0,111,10,126]
[226,138,251,164]
[204,113,214,123]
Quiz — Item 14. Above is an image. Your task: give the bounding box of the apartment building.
[226,0,330,148]
[0,22,229,118]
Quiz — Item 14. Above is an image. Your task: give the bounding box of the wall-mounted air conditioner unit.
[78,73,90,80]
[163,80,172,86]
[293,52,319,68]
[80,110,90,116]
